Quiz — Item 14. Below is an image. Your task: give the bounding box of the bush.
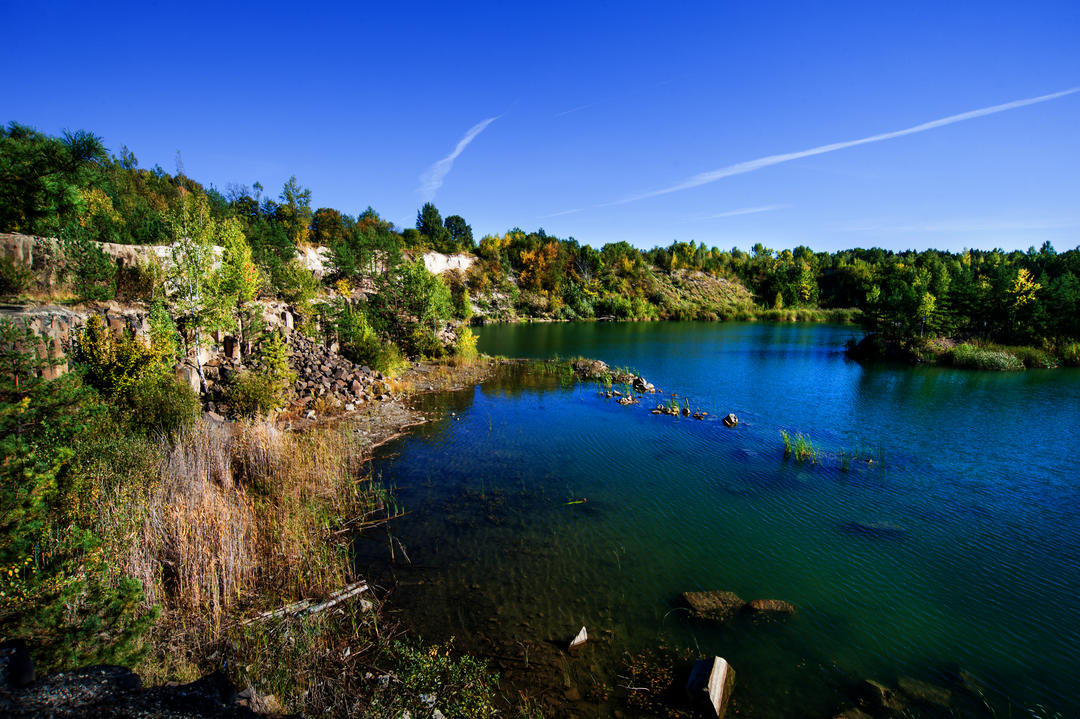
[127,372,200,436]
[227,371,281,417]
[454,326,479,361]
[325,298,404,375]
[1061,342,1080,367]
[115,257,163,302]
[1004,345,1058,369]
[947,344,1024,371]
[62,226,117,301]
[228,331,295,417]
[371,638,501,719]
[0,255,33,297]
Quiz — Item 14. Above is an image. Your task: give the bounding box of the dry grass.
[133,417,394,684]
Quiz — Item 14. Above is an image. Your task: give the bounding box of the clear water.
[355,322,1080,717]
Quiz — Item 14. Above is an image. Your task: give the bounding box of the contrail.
[709,204,787,218]
[419,116,499,200]
[613,87,1079,205]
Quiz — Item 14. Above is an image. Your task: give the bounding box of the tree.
[216,219,262,346]
[166,191,225,392]
[416,202,453,252]
[310,207,351,246]
[416,202,443,238]
[444,214,474,251]
[275,176,312,246]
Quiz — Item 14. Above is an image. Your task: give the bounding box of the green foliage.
[126,371,200,437]
[454,327,479,361]
[76,314,196,435]
[1061,342,1080,367]
[273,258,319,320]
[0,123,107,236]
[0,255,33,297]
[228,330,295,417]
[373,638,501,719]
[369,259,452,357]
[947,344,1025,371]
[322,298,404,375]
[0,318,157,671]
[226,370,282,417]
[62,225,117,301]
[78,315,161,401]
[781,430,818,463]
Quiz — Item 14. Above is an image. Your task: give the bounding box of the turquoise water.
[357,322,1080,717]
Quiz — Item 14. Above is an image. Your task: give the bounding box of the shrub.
[454,326,479,361]
[0,255,33,297]
[227,370,281,418]
[62,226,116,301]
[228,330,295,417]
[1004,345,1058,369]
[947,344,1024,371]
[1061,342,1080,367]
[127,372,200,437]
[115,256,163,302]
[78,315,162,401]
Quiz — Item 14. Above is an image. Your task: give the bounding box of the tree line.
[2,121,1078,354]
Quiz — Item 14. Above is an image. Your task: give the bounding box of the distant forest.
[2,122,1078,351]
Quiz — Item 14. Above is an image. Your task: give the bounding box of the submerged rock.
[745,598,797,615]
[841,521,906,539]
[683,590,745,620]
[859,679,906,713]
[898,677,952,707]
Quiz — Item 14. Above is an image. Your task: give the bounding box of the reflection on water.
[353,322,1080,717]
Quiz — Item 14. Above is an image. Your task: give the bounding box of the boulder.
[898,677,952,707]
[722,413,738,427]
[683,590,745,620]
[745,599,797,615]
[859,679,906,713]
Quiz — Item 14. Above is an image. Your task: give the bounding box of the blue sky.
[5,1,1079,253]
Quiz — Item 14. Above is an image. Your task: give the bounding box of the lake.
[354,322,1080,717]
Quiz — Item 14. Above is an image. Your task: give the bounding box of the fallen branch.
[242,581,370,624]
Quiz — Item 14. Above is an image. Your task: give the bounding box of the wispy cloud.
[419,116,499,200]
[538,207,586,219]
[613,87,1080,205]
[708,204,788,219]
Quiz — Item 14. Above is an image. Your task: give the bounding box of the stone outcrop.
[421,250,475,275]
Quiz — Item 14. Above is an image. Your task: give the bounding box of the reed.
[780,430,818,464]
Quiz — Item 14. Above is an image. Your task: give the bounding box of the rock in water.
[745,598,797,615]
[683,590,745,620]
[686,656,735,718]
[898,677,952,707]
[841,521,905,539]
[569,626,588,650]
[722,413,738,427]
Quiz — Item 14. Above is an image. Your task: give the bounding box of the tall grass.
[780,430,818,464]
[946,344,1025,371]
[135,418,395,686]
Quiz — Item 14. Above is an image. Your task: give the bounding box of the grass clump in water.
[781,430,818,464]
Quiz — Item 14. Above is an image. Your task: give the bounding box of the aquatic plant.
[780,430,818,464]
